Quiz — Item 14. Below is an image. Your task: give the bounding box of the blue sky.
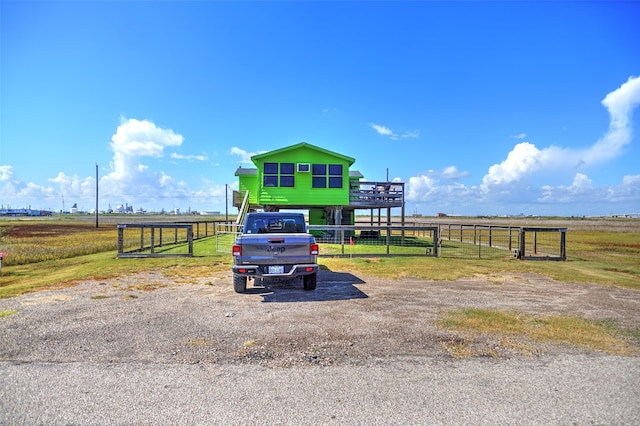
[1,1,639,216]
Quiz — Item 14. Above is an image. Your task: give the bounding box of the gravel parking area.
[1,270,639,424]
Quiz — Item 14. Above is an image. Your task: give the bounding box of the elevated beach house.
[233,142,404,227]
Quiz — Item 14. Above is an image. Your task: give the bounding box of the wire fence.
[117,221,217,258]
[309,225,439,257]
[518,227,567,260]
[438,225,519,259]
[214,223,566,260]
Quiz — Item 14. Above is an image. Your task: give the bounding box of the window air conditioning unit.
[297,163,310,173]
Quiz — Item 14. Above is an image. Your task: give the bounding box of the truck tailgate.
[236,234,315,264]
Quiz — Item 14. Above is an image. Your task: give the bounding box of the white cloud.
[538,173,640,209]
[170,153,208,161]
[230,147,266,164]
[99,118,191,201]
[538,173,593,202]
[480,142,558,191]
[0,166,57,207]
[1,118,234,212]
[407,174,439,201]
[399,130,421,139]
[91,118,226,210]
[405,77,640,215]
[615,174,640,201]
[481,75,640,193]
[511,133,527,139]
[369,123,420,140]
[110,117,183,158]
[441,166,471,180]
[583,75,640,163]
[602,76,640,129]
[369,123,393,136]
[407,167,474,203]
[0,165,13,181]
[49,171,95,195]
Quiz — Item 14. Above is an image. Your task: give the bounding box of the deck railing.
[349,181,404,208]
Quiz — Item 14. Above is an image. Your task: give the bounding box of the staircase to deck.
[235,190,250,225]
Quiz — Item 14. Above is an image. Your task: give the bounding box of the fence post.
[489,226,493,248]
[518,228,525,259]
[150,227,155,254]
[434,227,439,257]
[560,230,566,260]
[188,225,193,255]
[117,225,124,255]
[140,228,144,251]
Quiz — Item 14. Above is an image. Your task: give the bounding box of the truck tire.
[233,274,247,293]
[303,272,317,291]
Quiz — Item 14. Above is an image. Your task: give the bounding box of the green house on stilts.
[233,142,405,228]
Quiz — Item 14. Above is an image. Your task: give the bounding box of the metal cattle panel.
[309,225,438,257]
[117,223,194,258]
[519,227,567,261]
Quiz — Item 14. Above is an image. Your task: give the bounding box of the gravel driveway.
[1,269,639,424]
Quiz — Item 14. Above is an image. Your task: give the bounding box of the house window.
[312,164,327,188]
[264,162,278,187]
[312,163,343,188]
[280,163,294,187]
[263,162,295,188]
[329,164,343,188]
[264,162,278,174]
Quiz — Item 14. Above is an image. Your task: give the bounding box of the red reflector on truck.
[310,244,319,255]
[238,268,247,273]
[305,267,313,272]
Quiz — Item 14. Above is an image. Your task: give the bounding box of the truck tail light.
[310,243,319,256]
[232,245,242,257]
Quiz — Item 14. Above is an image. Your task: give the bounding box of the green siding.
[309,208,327,225]
[238,175,258,204]
[308,208,326,236]
[253,144,352,206]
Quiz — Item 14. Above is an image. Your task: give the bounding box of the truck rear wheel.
[303,272,317,291]
[233,274,247,293]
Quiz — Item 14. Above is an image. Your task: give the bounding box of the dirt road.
[1,270,639,424]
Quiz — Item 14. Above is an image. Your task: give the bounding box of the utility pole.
[225,184,229,222]
[95,163,99,228]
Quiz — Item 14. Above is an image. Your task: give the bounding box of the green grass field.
[0,217,638,298]
[2,216,638,357]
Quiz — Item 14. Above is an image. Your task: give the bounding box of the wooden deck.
[349,181,404,208]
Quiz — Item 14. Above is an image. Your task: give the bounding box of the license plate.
[268,265,284,274]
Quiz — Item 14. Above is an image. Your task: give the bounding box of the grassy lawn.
[2,217,638,358]
[1,218,638,298]
[437,308,639,357]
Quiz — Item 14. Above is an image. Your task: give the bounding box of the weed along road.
[1,270,639,424]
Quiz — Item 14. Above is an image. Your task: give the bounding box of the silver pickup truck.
[231,212,319,293]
